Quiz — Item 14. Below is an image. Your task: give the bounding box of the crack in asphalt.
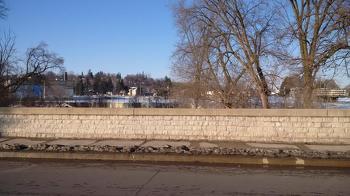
[134,170,160,196]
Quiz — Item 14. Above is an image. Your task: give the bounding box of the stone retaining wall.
[0,108,349,144]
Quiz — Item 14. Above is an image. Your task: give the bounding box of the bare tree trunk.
[224,102,233,108]
[193,63,202,108]
[222,95,233,108]
[255,61,270,108]
[303,68,314,108]
[258,88,269,109]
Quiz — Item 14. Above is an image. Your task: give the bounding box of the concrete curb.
[1,151,350,168]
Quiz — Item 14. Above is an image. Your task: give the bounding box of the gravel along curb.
[1,142,350,159]
[1,143,350,168]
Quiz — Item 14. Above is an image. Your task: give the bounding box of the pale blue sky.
[1,0,349,87]
[0,0,177,78]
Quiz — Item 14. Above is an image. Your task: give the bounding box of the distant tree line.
[69,71,172,97]
[0,0,173,106]
[280,76,341,97]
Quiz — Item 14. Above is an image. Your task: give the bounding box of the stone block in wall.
[338,117,350,122]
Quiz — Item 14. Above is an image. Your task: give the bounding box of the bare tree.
[173,2,252,108]
[287,0,350,108]
[0,33,16,104]
[173,0,282,108]
[0,0,64,105]
[0,37,64,105]
[172,2,208,108]
[0,0,7,19]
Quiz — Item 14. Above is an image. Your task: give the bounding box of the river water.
[0,160,349,195]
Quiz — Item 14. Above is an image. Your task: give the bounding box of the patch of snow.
[337,97,350,102]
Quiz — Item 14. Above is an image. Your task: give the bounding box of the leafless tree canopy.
[286,0,350,107]
[0,35,64,105]
[172,0,284,108]
[0,0,7,19]
[172,0,349,108]
[172,1,208,108]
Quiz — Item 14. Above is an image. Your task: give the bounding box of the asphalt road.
[0,160,350,196]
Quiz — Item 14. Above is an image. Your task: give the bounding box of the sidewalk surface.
[1,137,350,168]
